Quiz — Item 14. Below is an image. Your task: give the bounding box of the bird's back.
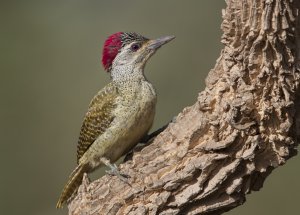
[77,82,118,163]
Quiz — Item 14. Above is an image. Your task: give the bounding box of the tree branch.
[68,0,300,214]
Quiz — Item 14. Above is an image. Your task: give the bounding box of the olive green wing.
[76,83,118,163]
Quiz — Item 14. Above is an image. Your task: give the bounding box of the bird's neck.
[110,64,148,87]
[110,64,155,102]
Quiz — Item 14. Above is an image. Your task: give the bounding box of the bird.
[56,32,175,208]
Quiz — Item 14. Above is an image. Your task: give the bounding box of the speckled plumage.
[77,82,118,162]
[79,78,157,168]
[56,32,174,208]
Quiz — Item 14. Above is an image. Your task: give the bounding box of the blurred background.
[1,1,299,215]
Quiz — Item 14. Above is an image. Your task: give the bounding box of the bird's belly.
[107,101,156,162]
[85,99,156,168]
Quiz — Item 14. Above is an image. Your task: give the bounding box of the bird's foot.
[100,157,130,184]
[106,165,130,183]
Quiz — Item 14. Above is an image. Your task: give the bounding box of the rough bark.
[68,0,300,214]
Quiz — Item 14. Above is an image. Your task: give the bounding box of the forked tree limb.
[68,0,300,214]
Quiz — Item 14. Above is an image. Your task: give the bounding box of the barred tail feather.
[56,164,86,208]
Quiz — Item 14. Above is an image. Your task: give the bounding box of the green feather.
[77,82,118,163]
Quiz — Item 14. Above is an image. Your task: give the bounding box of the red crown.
[102,32,123,71]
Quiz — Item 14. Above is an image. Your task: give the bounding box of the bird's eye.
[130,43,141,52]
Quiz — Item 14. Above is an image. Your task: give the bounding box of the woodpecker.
[56,32,175,208]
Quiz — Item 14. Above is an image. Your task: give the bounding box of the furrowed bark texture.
[69,0,300,214]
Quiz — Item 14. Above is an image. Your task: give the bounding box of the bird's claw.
[100,157,130,183]
[106,166,130,183]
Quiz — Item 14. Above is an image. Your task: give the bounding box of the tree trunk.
[68,0,300,214]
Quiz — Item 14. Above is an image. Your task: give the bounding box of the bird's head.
[102,32,175,76]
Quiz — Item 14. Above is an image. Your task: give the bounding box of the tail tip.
[56,200,64,209]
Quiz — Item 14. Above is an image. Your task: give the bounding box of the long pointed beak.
[148,35,175,50]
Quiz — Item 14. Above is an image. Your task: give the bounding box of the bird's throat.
[110,64,147,83]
